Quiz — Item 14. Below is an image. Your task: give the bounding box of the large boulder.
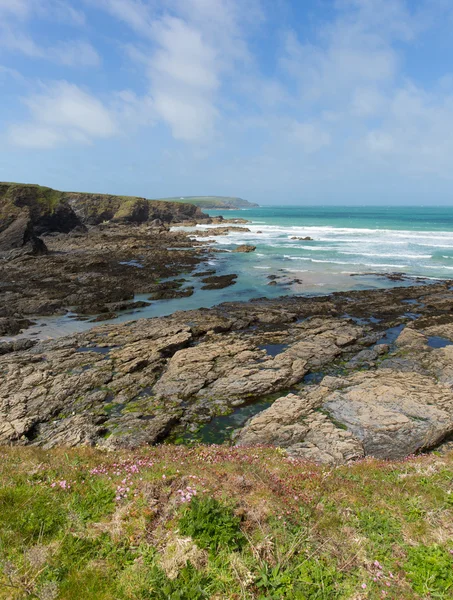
[236,368,453,462]
[322,371,453,459]
[0,214,48,255]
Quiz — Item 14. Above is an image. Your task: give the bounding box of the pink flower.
[361,583,367,589]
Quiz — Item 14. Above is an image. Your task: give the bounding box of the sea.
[6,205,453,340]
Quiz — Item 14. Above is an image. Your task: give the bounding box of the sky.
[1,0,453,205]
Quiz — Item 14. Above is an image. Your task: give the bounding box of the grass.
[0,446,452,599]
[155,196,257,208]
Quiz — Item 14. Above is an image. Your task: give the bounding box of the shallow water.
[427,336,453,349]
[4,205,453,342]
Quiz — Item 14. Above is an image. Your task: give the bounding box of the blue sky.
[1,0,453,205]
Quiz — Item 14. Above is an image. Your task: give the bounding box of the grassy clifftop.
[1,445,452,599]
[0,183,209,233]
[157,196,259,209]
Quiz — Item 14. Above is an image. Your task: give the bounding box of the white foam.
[340,252,432,259]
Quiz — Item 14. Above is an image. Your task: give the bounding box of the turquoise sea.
[7,205,453,340]
[199,205,453,291]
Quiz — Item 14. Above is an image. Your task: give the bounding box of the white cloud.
[0,64,25,82]
[95,0,153,37]
[0,0,30,18]
[8,81,117,148]
[362,83,453,176]
[148,16,219,141]
[98,0,257,142]
[290,121,332,153]
[49,40,101,67]
[8,124,64,149]
[0,26,44,57]
[41,1,86,26]
[351,87,386,117]
[0,26,101,66]
[0,0,85,25]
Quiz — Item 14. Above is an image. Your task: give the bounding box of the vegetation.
[156,196,258,209]
[0,445,452,599]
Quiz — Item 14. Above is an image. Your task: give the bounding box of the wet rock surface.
[0,182,216,335]
[0,224,214,334]
[232,244,256,253]
[2,281,453,461]
[200,274,238,290]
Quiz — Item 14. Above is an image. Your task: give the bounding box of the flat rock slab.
[323,370,453,460]
[236,368,453,462]
[2,283,453,458]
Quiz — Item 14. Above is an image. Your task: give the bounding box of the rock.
[2,281,453,456]
[195,226,251,237]
[232,245,256,253]
[323,370,453,459]
[235,394,364,464]
[90,312,118,323]
[290,236,313,241]
[237,367,453,462]
[0,339,37,355]
[148,283,194,300]
[150,218,164,227]
[0,215,48,256]
[0,317,33,336]
[201,274,237,290]
[192,270,216,277]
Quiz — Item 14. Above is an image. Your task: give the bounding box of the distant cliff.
[158,196,259,209]
[0,183,210,253]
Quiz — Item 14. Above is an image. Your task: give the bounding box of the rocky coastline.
[2,183,453,465]
[0,183,241,336]
[2,279,453,463]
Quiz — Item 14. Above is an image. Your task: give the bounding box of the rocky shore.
[1,280,453,463]
[2,183,453,465]
[0,183,232,336]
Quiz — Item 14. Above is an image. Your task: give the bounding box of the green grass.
[0,446,452,599]
[155,196,257,208]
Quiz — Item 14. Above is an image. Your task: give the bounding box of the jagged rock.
[194,226,251,237]
[201,274,237,290]
[2,283,453,456]
[236,367,453,462]
[323,370,453,459]
[232,245,256,253]
[0,215,48,256]
[235,394,364,464]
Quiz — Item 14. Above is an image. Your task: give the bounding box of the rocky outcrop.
[236,368,453,462]
[2,281,453,459]
[66,192,208,226]
[0,215,48,256]
[0,181,219,331]
[193,226,251,237]
[237,316,453,462]
[235,393,364,464]
[232,245,256,253]
[0,182,211,255]
[200,274,237,289]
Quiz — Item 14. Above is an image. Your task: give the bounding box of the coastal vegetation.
[156,196,258,209]
[1,445,452,599]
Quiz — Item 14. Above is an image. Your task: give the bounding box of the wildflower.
[361,583,367,589]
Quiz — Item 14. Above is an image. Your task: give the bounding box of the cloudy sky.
[1,0,453,205]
